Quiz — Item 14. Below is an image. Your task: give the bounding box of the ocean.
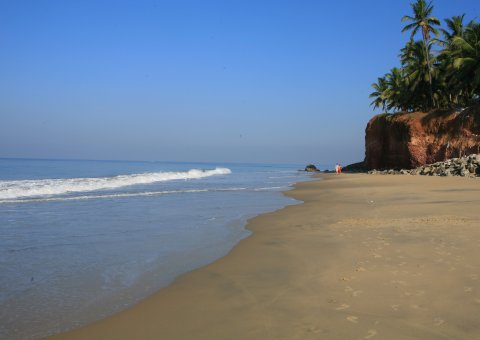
[0,158,314,339]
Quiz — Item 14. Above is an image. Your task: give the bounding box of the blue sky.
[1,1,478,165]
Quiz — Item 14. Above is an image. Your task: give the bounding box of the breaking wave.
[0,168,231,200]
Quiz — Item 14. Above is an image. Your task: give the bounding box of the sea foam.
[0,168,231,200]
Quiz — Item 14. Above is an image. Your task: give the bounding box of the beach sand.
[51,174,480,339]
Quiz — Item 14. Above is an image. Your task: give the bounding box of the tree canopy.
[370,0,479,113]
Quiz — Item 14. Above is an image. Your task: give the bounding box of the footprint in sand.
[306,326,324,334]
[356,267,367,272]
[391,280,407,286]
[464,286,473,293]
[433,318,445,326]
[352,290,363,297]
[335,303,350,311]
[346,316,359,323]
[391,304,400,311]
[365,329,377,339]
[345,286,354,293]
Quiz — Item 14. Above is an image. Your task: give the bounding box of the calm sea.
[0,158,316,339]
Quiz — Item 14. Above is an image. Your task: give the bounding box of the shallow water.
[0,159,315,339]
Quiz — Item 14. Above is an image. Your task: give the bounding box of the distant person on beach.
[339,164,342,173]
[335,164,340,174]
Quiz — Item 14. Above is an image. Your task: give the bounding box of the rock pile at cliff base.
[368,154,480,178]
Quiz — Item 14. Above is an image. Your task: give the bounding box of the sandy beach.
[51,173,480,340]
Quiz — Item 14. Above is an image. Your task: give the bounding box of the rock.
[420,167,432,175]
[367,154,479,178]
[304,164,319,172]
[342,161,366,173]
[365,105,480,170]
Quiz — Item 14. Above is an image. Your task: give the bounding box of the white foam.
[0,168,231,200]
[0,187,252,204]
[253,186,284,191]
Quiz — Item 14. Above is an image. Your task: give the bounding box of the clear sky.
[1,1,478,165]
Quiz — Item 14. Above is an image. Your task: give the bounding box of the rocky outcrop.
[368,154,480,177]
[342,161,366,173]
[365,105,480,170]
[304,164,319,172]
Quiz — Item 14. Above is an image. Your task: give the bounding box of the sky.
[1,0,479,165]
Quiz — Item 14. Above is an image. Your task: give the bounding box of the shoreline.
[51,174,480,339]
[0,161,306,340]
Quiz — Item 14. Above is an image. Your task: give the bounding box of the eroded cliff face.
[365,105,480,170]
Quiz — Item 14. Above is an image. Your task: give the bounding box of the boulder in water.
[304,164,319,172]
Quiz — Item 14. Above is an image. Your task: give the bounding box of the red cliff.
[365,105,480,170]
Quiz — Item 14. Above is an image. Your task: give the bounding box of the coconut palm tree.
[437,15,472,107]
[401,0,440,108]
[385,67,411,112]
[450,22,480,99]
[370,1,479,113]
[370,76,390,112]
[401,40,437,110]
[441,15,466,43]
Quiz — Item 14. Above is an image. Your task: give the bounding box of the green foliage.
[370,0,479,113]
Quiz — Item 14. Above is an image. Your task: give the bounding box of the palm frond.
[401,15,415,23]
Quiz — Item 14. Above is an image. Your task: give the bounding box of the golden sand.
[51,174,480,339]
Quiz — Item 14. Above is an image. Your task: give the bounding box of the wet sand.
[51,174,480,339]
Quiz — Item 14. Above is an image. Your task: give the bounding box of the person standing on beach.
[335,164,343,174]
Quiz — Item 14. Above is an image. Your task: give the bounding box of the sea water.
[0,158,314,339]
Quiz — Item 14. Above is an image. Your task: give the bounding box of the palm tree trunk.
[425,48,434,108]
[422,30,435,109]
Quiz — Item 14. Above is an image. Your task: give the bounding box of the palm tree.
[401,40,437,110]
[441,15,466,43]
[385,67,411,112]
[437,15,471,107]
[370,2,479,113]
[450,22,480,99]
[401,0,440,108]
[370,76,389,112]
